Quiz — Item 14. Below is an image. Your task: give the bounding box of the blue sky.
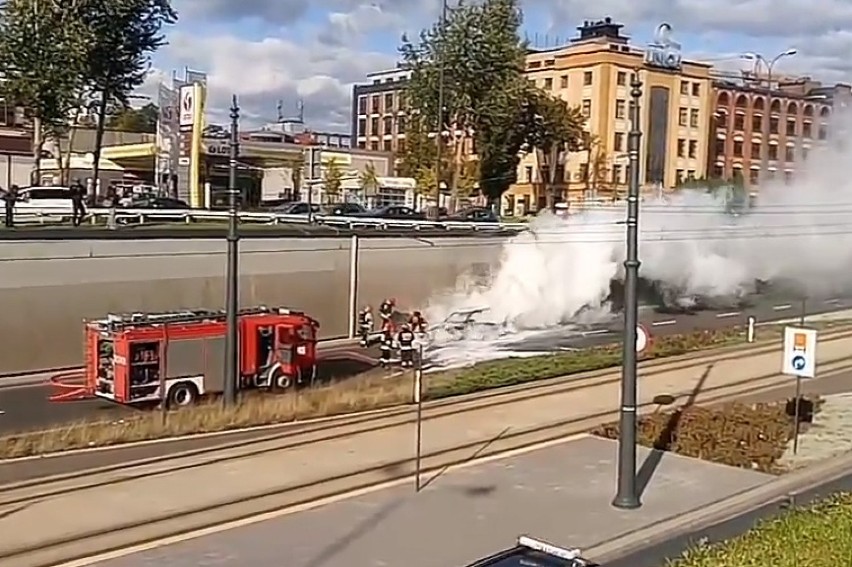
[144,0,852,131]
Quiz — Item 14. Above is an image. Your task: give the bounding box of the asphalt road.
[2,304,851,486]
[1,294,849,436]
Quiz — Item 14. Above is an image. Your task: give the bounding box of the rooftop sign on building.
[645,23,682,71]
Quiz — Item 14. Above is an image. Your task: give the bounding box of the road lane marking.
[825,299,842,304]
[773,304,792,311]
[582,329,610,336]
[716,312,741,318]
[651,320,677,326]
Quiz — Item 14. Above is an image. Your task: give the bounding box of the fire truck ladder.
[96,306,306,330]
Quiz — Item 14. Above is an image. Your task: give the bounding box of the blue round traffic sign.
[792,355,806,371]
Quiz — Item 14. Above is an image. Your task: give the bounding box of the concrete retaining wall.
[0,236,506,374]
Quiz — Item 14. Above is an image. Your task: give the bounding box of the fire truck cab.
[81,306,319,407]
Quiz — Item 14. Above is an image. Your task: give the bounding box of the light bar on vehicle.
[517,536,581,560]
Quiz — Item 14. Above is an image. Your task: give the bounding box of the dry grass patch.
[0,372,413,459]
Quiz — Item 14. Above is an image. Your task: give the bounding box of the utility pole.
[223,95,240,407]
[434,0,448,212]
[612,71,643,510]
[742,49,797,186]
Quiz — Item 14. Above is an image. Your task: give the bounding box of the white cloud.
[146,0,852,134]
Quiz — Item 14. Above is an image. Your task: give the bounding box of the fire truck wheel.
[167,382,199,408]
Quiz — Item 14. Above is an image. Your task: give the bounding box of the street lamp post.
[434,0,448,212]
[741,49,797,185]
[612,71,644,510]
[223,95,240,407]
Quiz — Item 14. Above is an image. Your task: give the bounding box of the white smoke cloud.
[428,108,852,331]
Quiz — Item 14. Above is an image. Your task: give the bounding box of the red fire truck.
[51,306,320,407]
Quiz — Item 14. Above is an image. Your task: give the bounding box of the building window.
[752,115,762,132]
[583,71,593,86]
[734,114,744,130]
[678,108,688,126]
[749,169,759,184]
[687,169,695,180]
[397,138,405,153]
[544,77,553,90]
[688,140,697,158]
[751,142,760,159]
[384,92,394,111]
[677,138,686,157]
[371,95,380,114]
[358,118,367,136]
[712,164,723,178]
[383,116,392,134]
[785,146,794,162]
[525,166,533,182]
[370,140,379,150]
[357,140,366,149]
[680,81,689,95]
[560,74,568,88]
[358,96,367,115]
[716,111,728,129]
[770,117,779,134]
[689,108,699,128]
[786,119,796,136]
[582,99,591,117]
[397,115,406,134]
[615,100,626,119]
[691,83,700,96]
[616,71,626,86]
[614,132,624,151]
[370,117,379,134]
[383,139,392,152]
[579,162,589,180]
[803,122,812,138]
[612,164,622,183]
[769,144,778,160]
[714,138,725,156]
[819,125,827,140]
[676,169,684,183]
[733,141,743,157]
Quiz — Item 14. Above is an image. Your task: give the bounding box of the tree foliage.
[359,161,380,195]
[399,0,584,201]
[323,157,344,202]
[107,103,159,133]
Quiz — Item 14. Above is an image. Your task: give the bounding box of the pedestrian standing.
[3,185,17,228]
[70,179,86,226]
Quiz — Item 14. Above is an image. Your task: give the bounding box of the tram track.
[3,334,852,567]
[4,329,852,502]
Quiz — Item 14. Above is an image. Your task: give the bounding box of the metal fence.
[12,207,530,232]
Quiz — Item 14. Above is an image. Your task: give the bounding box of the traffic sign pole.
[793,375,802,454]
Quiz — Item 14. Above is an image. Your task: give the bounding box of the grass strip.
[0,321,845,459]
[668,492,852,566]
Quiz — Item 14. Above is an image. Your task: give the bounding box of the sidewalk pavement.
[1,335,852,566]
[88,435,774,567]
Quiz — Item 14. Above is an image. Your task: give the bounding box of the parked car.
[131,197,190,209]
[324,202,366,216]
[445,206,498,222]
[358,205,425,220]
[13,186,75,220]
[465,536,588,566]
[273,201,320,215]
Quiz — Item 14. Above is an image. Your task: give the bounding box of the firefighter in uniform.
[396,324,416,368]
[379,324,395,368]
[357,305,374,346]
[408,311,427,334]
[378,298,395,329]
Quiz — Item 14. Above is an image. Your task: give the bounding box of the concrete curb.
[585,449,852,563]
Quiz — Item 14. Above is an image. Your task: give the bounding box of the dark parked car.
[445,206,498,222]
[359,205,425,220]
[324,202,366,216]
[273,201,320,215]
[465,536,591,566]
[132,197,190,209]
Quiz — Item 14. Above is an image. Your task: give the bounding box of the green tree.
[108,103,159,133]
[323,157,344,203]
[0,0,91,181]
[399,0,584,203]
[82,0,176,191]
[359,161,381,196]
[396,112,438,193]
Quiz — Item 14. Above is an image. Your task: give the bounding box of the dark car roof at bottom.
[466,546,586,566]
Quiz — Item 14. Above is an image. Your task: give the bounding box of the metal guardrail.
[12,207,529,232]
